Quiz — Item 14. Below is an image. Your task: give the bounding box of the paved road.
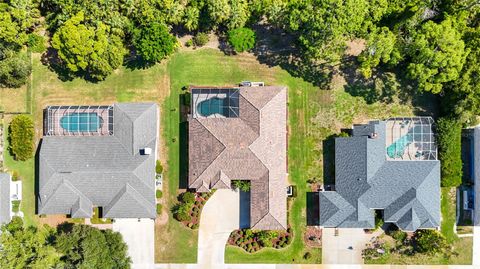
[113,218,155,269]
[197,189,240,268]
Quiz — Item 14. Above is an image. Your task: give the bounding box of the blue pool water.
[60,113,102,132]
[197,97,226,117]
[387,133,413,158]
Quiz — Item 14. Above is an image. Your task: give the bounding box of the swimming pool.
[60,113,103,132]
[197,97,226,117]
[387,133,413,158]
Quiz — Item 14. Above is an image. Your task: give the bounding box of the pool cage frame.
[44,105,114,136]
[386,117,437,161]
[190,87,240,118]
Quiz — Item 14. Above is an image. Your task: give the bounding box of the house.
[188,86,288,230]
[320,117,441,231]
[38,103,158,219]
[0,173,11,225]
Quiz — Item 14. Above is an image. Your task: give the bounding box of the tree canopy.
[406,19,468,94]
[0,218,131,269]
[51,12,125,81]
[133,22,177,63]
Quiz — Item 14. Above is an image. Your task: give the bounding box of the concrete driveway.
[113,218,155,269]
[322,228,377,264]
[198,189,240,268]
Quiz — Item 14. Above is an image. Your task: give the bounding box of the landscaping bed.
[173,191,215,229]
[227,228,292,253]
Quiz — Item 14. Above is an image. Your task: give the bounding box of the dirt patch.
[345,39,366,56]
[178,32,220,51]
[38,214,81,227]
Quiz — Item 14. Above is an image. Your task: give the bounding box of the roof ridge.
[240,86,284,110]
[253,213,286,230]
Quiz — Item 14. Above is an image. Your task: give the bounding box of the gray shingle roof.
[188,86,288,230]
[38,103,158,218]
[320,120,440,231]
[473,127,480,226]
[0,173,11,225]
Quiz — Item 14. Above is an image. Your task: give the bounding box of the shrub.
[11,200,20,213]
[156,160,163,174]
[258,231,277,248]
[227,27,256,53]
[174,204,191,221]
[156,190,163,199]
[303,252,312,260]
[192,223,199,229]
[390,230,407,242]
[27,34,46,53]
[11,171,20,181]
[437,117,462,187]
[232,180,251,192]
[9,115,35,161]
[180,192,196,204]
[413,230,447,254]
[193,32,209,47]
[185,39,193,47]
[156,204,162,214]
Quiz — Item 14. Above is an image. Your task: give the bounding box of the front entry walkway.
[198,189,240,268]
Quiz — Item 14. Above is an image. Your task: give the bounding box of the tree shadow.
[41,48,75,82]
[306,192,320,226]
[248,23,332,88]
[339,56,440,117]
[56,221,74,234]
[178,92,190,189]
[34,139,42,214]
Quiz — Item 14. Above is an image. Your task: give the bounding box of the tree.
[9,115,35,161]
[51,12,125,81]
[0,51,31,88]
[358,27,401,78]
[55,224,131,269]
[436,117,462,187]
[413,230,448,254]
[0,217,60,268]
[228,27,256,52]
[207,0,231,25]
[448,28,480,124]
[286,0,370,62]
[133,22,177,63]
[227,0,250,29]
[407,19,468,94]
[0,0,39,48]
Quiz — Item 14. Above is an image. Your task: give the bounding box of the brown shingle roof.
[188,86,287,230]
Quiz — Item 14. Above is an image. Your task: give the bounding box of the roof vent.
[141,148,152,155]
[369,132,378,139]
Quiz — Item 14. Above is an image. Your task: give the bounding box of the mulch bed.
[304,227,322,248]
